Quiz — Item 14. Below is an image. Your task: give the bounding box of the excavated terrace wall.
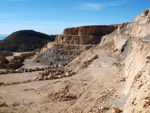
[34,25,117,66]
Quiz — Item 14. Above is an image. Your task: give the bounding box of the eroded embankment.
[99,8,150,112]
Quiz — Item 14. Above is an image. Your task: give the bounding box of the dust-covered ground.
[0,48,125,113]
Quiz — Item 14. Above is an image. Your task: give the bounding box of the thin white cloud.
[76,2,105,10]
[76,0,128,10]
[107,0,128,6]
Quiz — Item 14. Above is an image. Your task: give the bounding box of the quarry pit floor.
[0,48,125,113]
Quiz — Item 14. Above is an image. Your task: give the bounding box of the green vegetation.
[0,30,55,52]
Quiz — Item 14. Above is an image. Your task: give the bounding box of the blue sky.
[0,0,150,35]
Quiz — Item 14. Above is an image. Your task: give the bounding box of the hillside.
[0,30,55,52]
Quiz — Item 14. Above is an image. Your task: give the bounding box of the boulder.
[0,56,8,64]
[21,52,36,58]
[13,56,24,61]
[146,55,150,59]
[6,60,23,69]
[0,62,4,69]
[111,104,122,113]
[143,10,149,16]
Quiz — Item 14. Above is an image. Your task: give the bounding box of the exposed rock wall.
[63,25,117,35]
[34,25,117,66]
[67,47,98,72]
[99,9,150,112]
[55,35,101,45]
[134,9,150,24]
[123,39,147,95]
[35,44,92,66]
[123,39,150,113]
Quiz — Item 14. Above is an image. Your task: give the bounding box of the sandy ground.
[0,48,125,113]
[21,59,48,69]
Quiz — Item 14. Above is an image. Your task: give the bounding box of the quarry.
[0,9,150,113]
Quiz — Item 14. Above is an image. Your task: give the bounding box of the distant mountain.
[0,34,8,40]
[0,30,55,52]
[0,37,4,40]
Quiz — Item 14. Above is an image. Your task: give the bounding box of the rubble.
[111,104,122,113]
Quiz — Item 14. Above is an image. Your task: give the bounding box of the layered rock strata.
[34,25,117,66]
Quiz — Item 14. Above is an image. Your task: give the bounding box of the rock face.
[63,25,117,36]
[0,56,8,68]
[67,8,150,113]
[6,60,23,69]
[134,9,150,24]
[98,8,150,113]
[35,43,92,66]
[0,56,8,64]
[34,25,117,66]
